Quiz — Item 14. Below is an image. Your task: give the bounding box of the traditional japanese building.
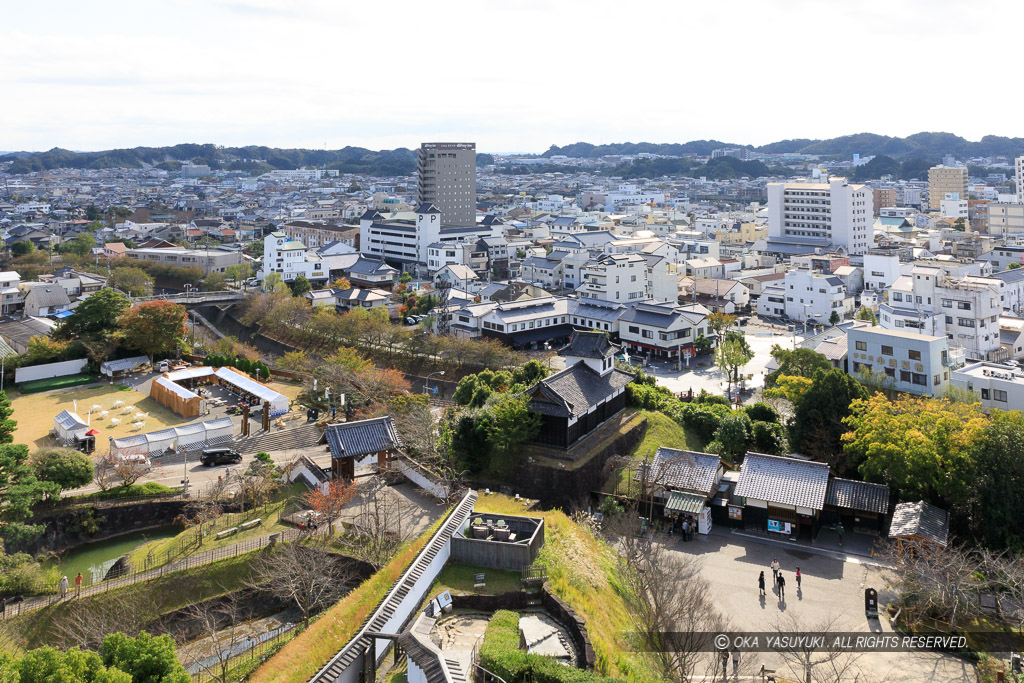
[524,330,633,449]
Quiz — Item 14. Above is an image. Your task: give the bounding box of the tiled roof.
[559,330,616,359]
[635,447,721,496]
[889,501,949,546]
[324,416,401,459]
[735,452,830,510]
[825,477,889,514]
[527,363,632,418]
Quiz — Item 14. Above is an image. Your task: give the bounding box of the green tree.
[486,394,541,464]
[262,272,289,293]
[0,444,58,546]
[709,412,750,461]
[765,346,831,386]
[225,262,253,282]
[966,410,1024,548]
[117,301,187,362]
[706,312,736,340]
[32,448,93,492]
[855,306,878,325]
[790,369,868,467]
[60,232,95,257]
[85,204,102,221]
[10,241,34,256]
[829,310,841,326]
[399,271,413,284]
[0,391,15,444]
[714,331,753,394]
[1008,262,1022,271]
[202,272,227,291]
[100,631,190,683]
[450,410,492,473]
[55,288,130,340]
[953,217,966,231]
[109,266,154,297]
[17,645,131,683]
[291,274,312,297]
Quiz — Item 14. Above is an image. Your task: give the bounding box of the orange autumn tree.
[304,479,357,534]
[117,300,188,363]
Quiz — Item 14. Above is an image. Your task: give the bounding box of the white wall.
[15,358,88,384]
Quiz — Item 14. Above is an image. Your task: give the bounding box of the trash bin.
[865,587,878,619]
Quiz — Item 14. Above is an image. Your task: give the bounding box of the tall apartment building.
[988,203,1024,236]
[766,178,873,254]
[1017,156,1024,204]
[927,165,968,211]
[871,188,896,216]
[417,142,476,227]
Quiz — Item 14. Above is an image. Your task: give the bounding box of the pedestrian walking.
[758,571,766,596]
[795,566,801,589]
[837,522,845,548]
[74,572,83,598]
[681,519,689,542]
[732,649,741,678]
[720,649,729,681]
[770,558,780,585]
[777,572,786,600]
[58,575,69,601]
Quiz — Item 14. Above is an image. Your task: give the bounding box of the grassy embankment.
[126,482,304,571]
[609,409,705,496]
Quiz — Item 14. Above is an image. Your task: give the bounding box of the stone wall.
[24,500,191,556]
[508,417,647,509]
[450,586,596,671]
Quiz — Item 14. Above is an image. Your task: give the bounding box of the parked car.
[200,448,242,467]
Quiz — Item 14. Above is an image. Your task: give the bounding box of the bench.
[473,573,486,588]
[240,519,262,530]
[215,527,239,539]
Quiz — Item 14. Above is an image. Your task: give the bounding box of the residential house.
[847,324,955,396]
[618,301,710,366]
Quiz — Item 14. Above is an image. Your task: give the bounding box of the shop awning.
[664,490,706,515]
[54,310,74,319]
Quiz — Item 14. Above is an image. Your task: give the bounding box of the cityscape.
[3,2,1024,683]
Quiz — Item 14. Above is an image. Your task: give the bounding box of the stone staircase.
[233,422,324,454]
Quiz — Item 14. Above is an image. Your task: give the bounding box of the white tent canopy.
[162,365,289,417]
[54,410,89,445]
[110,417,234,457]
[100,356,150,377]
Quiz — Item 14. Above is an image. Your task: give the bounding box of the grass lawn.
[472,494,662,683]
[610,409,705,496]
[127,482,305,571]
[9,382,191,451]
[11,551,262,650]
[250,514,448,683]
[430,562,522,596]
[18,374,95,394]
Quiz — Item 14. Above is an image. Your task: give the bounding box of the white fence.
[109,417,234,457]
[16,358,88,384]
[395,458,450,501]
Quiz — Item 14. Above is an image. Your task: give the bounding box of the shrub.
[744,402,779,424]
[693,389,730,407]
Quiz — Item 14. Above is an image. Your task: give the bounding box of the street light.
[424,370,445,395]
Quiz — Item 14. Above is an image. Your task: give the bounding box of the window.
[855,341,867,351]
[994,390,1008,402]
[885,367,896,378]
[958,318,974,327]
[642,329,653,339]
[908,350,921,361]
[893,293,903,301]
[945,315,953,324]
[881,345,893,356]
[900,370,911,382]
[982,388,990,400]
[957,301,971,310]
[911,373,927,386]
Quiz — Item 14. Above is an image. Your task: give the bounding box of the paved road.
[663,529,975,682]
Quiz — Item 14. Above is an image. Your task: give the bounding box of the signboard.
[767,519,792,535]
[728,506,743,521]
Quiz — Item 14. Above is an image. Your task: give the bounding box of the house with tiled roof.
[524,330,633,450]
[889,500,949,548]
[635,447,724,531]
[324,416,402,480]
[734,452,830,539]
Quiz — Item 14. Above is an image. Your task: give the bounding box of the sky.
[1,0,1020,154]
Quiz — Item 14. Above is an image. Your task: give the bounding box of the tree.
[184,590,248,683]
[342,476,416,568]
[0,444,57,546]
[828,309,841,326]
[486,394,541,464]
[789,369,868,465]
[291,274,312,297]
[10,241,34,257]
[304,479,357,535]
[60,232,95,257]
[237,452,278,513]
[109,266,154,297]
[85,204,102,221]
[224,262,252,283]
[966,411,1024,548]
[117,301,187,362]
[714,331,753,395]
[1009,262,1022,271]
[706,312,736,340]
[202,272,227,291]
[399,271,412,284]
[709,412,751,461]
[854,306,878,325]
[95,452,150,489]
[765,346,831,387]
[250,541,358,626]
[843,394,985,507]
[770,613,873,683]
[14,645,132,682]
[100,631,189,683]
[953,217,966,231]
[55,288,130,340]
[262,272,288,293]
[32,448,93,492]
[332,277,352,290]
[0,391,15,445]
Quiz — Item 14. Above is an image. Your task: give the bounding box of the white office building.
[777,269,854,323]
[766,178,873,254]
[952,361,1024,411]
[576,253,649,304]
[848,324,954,396]
[259,232,327,285]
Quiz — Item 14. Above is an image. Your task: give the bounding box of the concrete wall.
[451,517,543,570]
[15,358,88,383]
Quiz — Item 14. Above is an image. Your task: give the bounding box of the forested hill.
[543,132,1024,161]
[0,144,419,176]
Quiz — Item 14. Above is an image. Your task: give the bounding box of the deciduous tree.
[55,288,130,341]
[117,301,187,362]
[109,266,154,297]
[32,448,93,492]
[789,369,867,465]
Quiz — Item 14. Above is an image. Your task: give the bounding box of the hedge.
[479,610,621,683]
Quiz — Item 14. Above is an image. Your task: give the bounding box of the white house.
[951,362,1024,411]
[618,301,710,367]
[260,231,327,286]
[577,253,649,304]
[847,324,954,396]
[781,269,854,323]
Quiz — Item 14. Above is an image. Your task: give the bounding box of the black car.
[200,448,242,467]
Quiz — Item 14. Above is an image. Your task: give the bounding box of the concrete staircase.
[233,422,324,454]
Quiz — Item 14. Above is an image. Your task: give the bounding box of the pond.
[46,526,179,587]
